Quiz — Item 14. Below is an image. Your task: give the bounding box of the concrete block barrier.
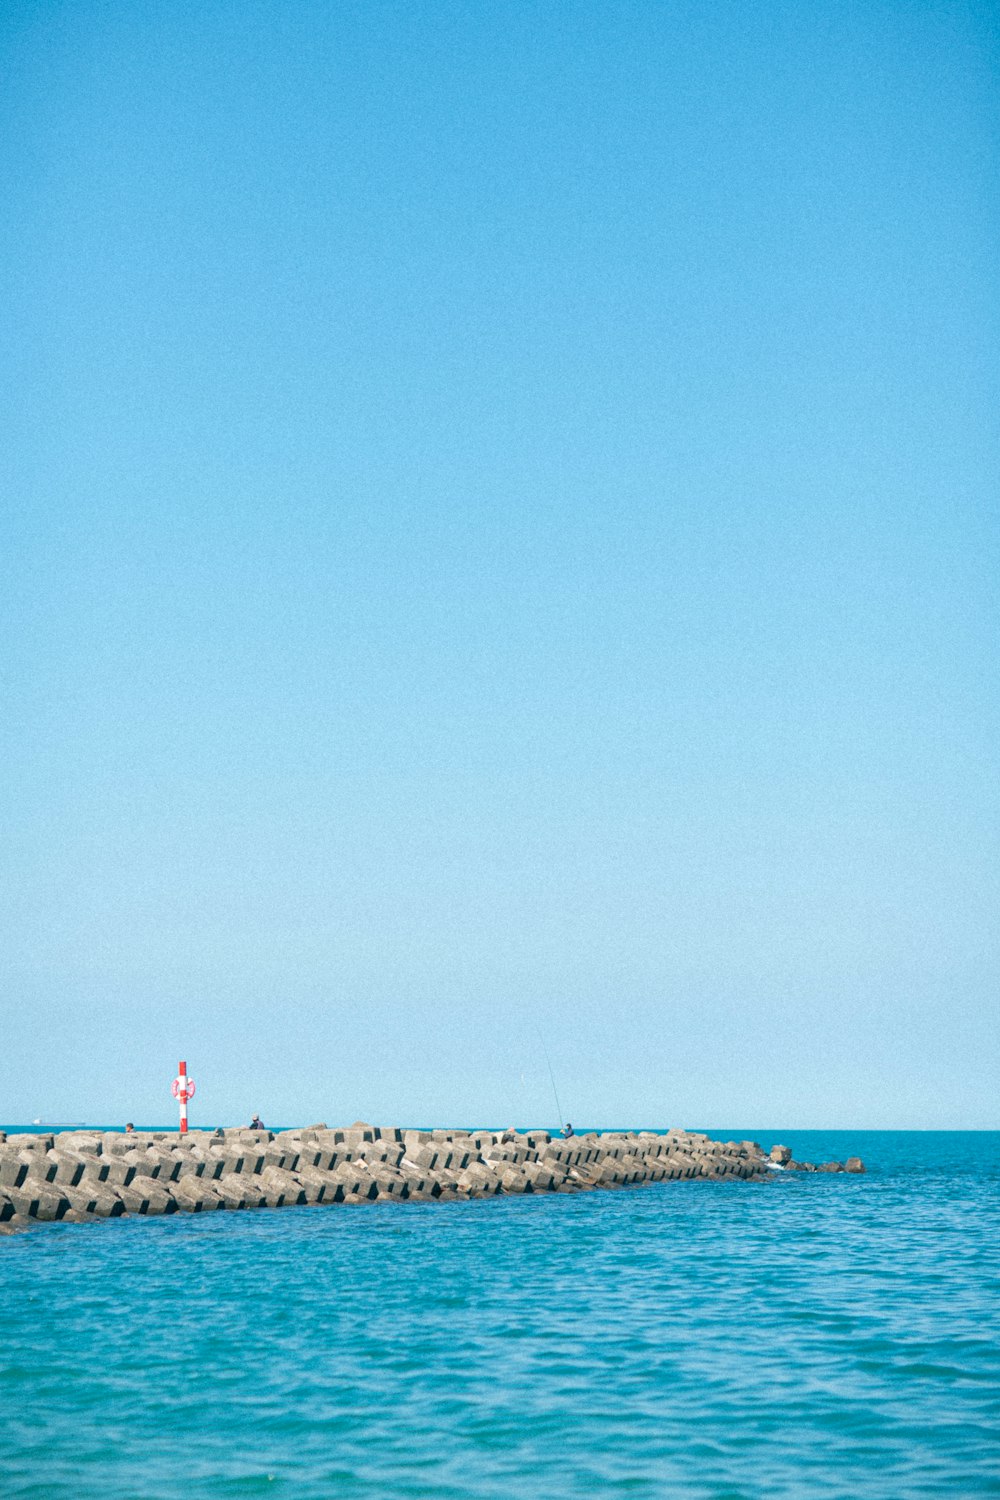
[259,1168,309,1206]
[498,1167,531,1193]
[0,1158,28,1189]
[238,1152,266,1175]
[120,1151,159,1179]
[290,1169,333,1205]
[195,1154,226,1181]
[215,1176,259,1209]
[260,1148,297,1172]
[32,1151,96,1187]
[96,1159,135,1187]
[14,1136,54,1153]
[171,1180,224,1212]
[405,1144,439,1171]
[77,1159,111,1185]
[399,1165,435,1199]
[524,1163,560,1191]
[20,1153,57,1184]
[0,1126,861,1237]
[457,1163,501,1196]
[368,1170,404,1199]
[64,1186,125,1218]
[117,1183,176,1216]
[16,1186,73,1221]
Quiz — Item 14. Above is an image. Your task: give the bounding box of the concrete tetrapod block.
[59,1133,102,1154]
[261,1148,300,1173]
[258,1168,309,1207]
[0,1158,28,1189]
[20,1154,57,1185]
[404,1145,439,1171]
[238,1180,268,1209]
[145,1150,184,1183]
[76,1158,112,1185]
[522,1163,560,1191]
[120,1150,161,1179]
[13,1136,54,1153]
[540,1145,574,1167]
[7,1185,72,1221]
[91,1158,135,1187]
[102,1139,135,1158]
[456,1163,501,1197]
[117,1182,176,1216]
[190,1153,225,1181]
[488,1146,530,1167]
[46,1152,89,1186]
[171,1179,225,1212]
[596,1161,625,1187]
[398,1166,436,1201]
[355,1143,404,1168]
[498,1167,532,1194]
[296,1148,333,1171]
[370,1169,407,1200]
[64,1185,126,1218]
[289,1168,335,1205]
[222,1129,270,1146]
[329,1163,374,1202]
[215,1175,262,1210]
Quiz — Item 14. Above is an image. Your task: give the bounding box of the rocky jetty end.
[0,1125,865,1236]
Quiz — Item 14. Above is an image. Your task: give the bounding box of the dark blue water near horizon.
[2,1130,998,1499]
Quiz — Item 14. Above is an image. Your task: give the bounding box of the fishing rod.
[535,1026,565,1130]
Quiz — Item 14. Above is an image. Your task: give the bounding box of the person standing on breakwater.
[564,1123,574,1138]
[248,1114,266,1130]
[125,1123,135,1133]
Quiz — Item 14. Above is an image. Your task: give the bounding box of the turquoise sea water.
[1,1130,998,1499]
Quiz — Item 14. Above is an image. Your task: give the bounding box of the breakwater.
[0,1124,864,1234]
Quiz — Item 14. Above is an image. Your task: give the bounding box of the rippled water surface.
[2,1131,998,1499]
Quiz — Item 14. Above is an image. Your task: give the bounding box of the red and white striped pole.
[172,1060,196,1133]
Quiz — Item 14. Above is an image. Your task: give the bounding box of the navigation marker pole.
[172,1060,196,1134]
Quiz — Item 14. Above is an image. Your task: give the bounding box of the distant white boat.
[32,1119,85,1127]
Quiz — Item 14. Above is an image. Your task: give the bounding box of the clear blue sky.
[1,1,996,1129]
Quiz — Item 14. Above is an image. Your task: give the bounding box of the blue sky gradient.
[2,1,997,1127]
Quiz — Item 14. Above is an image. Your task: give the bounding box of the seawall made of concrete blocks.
[0,1125,865,1236]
